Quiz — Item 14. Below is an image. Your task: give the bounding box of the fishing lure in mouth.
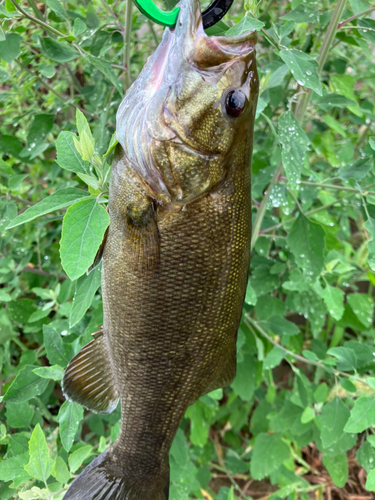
[132,0,234,28]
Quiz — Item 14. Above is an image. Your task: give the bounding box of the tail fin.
[63,448,170,500]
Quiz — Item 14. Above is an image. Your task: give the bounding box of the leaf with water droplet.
[279,49,322,95]
[278,111,309,188]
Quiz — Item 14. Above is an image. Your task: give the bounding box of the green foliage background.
[1,0,375,498]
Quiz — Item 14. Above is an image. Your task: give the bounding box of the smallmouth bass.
[62,1,258,498]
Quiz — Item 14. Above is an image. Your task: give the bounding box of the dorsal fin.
[62,331,119,414]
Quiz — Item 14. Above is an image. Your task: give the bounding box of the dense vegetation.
[1,0,375,498]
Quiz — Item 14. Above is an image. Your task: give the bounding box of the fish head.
[116,0,258,206]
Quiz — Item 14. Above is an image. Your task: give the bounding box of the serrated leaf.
[322,453,348,487]
[278,110,309,187]
[287,215,325,281]
[344,397,375,433]
[19,487,50,500]
[327,347,357,371]
[57,401,84,452]
[76,109,94,145]
[319,397,350,448]
[32,365,64,381]
[56,131,90,174]
[321,285,344,321]
[24,424,54,483]
[3,365,49,403]
[45,0,67,20]
[0,453,31,487]
[69,265,101,327]
[68,445,93,473]
[6,188,89,229]
[250,433,290,480]
[89,56,123,96]
[347,294,374,329]
[60,198,110,281]
[226,16,265,35]
[279,49,322,95]
[39,36,79,63]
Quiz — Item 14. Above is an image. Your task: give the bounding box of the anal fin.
[62,331,119,414]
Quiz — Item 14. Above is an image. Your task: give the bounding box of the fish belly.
[101,153,251,477]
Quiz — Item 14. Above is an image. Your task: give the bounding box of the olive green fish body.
[62,1,258,498]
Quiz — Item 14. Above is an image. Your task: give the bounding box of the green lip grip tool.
[132,0,234,29]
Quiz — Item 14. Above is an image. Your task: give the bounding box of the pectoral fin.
[62,330,119,414]
[125,199,160,272]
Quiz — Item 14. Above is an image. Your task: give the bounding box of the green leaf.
[45,0,67,20]
[365,216,375,271]
[24,424,54,483]
[32,365,64,381]
[366,468,375,491]
[327,347,357,371]
[39,36,79,63]
[316,94,356,111]
[278,110,309,188]
[250,433,290,480]
[3,365,49,403]
[0,454,31,487]
[68,445,93,473]
[356,441,375,473]
[73,18,87,36]
[6,188,89,229]
[225,16,265,35]
[281,5,319,23]
[337,158,372,182]
[79,130,94,161]
[279,49,322,96]
[5,402,34,428]
[27,114,54,146]
[323,114,347,138]
[370,137,375,151]
[349,0,370,14]
[263,346,285,369]
[19,487,49,500]
[56,131,90,174]
[70,265,101,327]
[287,215,325,281]
[76,109,94,145]
[244,281,257,305]
[52,456,70,484]
[60,198,110,281]
[231,352,256,401]
[347,294,374,329]
[318,398,350,448]
[322,453,348,487]
[43,325,74,367]
[57,401,84,452]
[344,397,375,433]
[0,33,22,63]
[89,56,123,96]
[265,315,300,337]
[321,285,344,321]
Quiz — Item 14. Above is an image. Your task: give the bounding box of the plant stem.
[245,316,375,389]
[26,0,44,22]
[259,182,375,234]
[124,0,132,91]
[9,0,65,37]
[338,6,375,28]
[283,178,375,195]
[8,195,35,205]
[295,0,347,122]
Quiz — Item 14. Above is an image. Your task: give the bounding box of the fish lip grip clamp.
[132,0,234,28]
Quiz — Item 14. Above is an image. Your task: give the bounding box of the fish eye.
[225,90,246,118]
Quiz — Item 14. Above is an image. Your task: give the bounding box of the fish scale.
[62,0,258,497]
